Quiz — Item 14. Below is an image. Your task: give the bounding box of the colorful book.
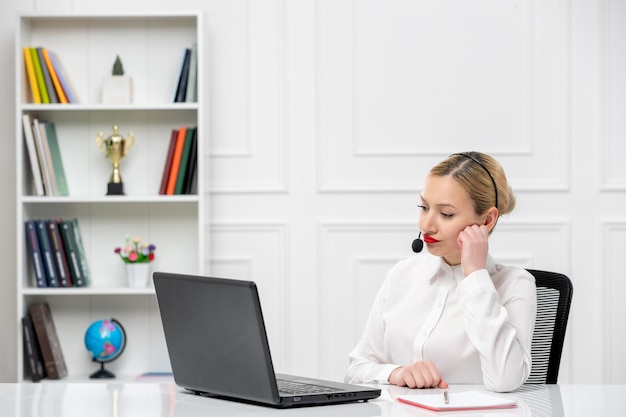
[36,47,59,104]
[42,48,68,104]
[166,127,187,194]
[21,315,46,382]
[28,302,68,380]
[30,47,49,104]
[31,117,55,196]
[23,47,41,104]
[43,122,69,196]
[159,129,178,194]
[70,218,91,286]
[183,128,198,194]
[24,220,47,288]
[35,219,59,287]
[174,48,191,102]
[185,43,198,103]
[22,114,45,196]
[58,218,87,287]
[174,127,195,194]
[46,220,73,287]
[48,51,78,104]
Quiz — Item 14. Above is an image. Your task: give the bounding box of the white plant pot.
[102,76,133,104]
[125,263,150,288]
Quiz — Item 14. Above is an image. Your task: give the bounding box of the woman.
[345,152,537,393]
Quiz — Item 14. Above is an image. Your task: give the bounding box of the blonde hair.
[429,152,516,216]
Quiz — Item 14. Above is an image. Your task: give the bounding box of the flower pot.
[102,75,133,104]
[126,263,150,288]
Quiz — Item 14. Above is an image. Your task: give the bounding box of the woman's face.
[418,174,484,265]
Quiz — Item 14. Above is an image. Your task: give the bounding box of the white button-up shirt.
[345,253,537,392]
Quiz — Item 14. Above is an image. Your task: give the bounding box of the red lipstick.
[423,234,439,244]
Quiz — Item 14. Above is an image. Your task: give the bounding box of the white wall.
[1,0,625,385]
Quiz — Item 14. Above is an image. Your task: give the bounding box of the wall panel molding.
[209,0,288,193]
[601,220,626,383]
[316,0,571,193]
[600,0,626,190]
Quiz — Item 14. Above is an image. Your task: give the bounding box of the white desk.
[1,382,624,416]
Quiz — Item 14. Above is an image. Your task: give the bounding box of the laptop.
[153,272,381,408]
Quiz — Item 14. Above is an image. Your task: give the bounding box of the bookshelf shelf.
[16,12,205,382]
[21,195,200,204]
[21,103,200,111]
[22,287,156,296]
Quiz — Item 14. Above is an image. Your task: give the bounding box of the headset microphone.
[412,232,424,253]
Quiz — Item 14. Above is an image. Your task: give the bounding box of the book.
[23,47,41,104]
[21,315,46,382]
[24,220,47,287]
[30,47,49,104]
[35,219,59,287]
[165,127,187,194]
[48,51,78,104]
[36,47,59,104]
[171,48,189,102]
[174,48,191,102]
[31,117,55,196]
[398,390,518,412]
[28,302,68,379]
[41,48,68,104]
[69,218,91,286]
[46,219,73,287]
[43,122,69,196]
[182,128,198,194]
[58,218,87,287]
[22,114,45,196]
[185,43,198,103]
[174,127,195,194]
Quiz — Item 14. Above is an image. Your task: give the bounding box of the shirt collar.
[428,253,496,283]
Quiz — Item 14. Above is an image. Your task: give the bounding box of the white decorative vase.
[126,263,150,288]
[102,76,133,104]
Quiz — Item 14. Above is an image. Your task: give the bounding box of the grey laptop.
[153,272,381,408]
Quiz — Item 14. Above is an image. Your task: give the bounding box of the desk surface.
[1,382,625,417]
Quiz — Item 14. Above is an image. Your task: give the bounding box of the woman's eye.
[417,205,429,212]
[441,212,454,218]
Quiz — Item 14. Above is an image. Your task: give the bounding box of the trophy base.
[107,182,124,195]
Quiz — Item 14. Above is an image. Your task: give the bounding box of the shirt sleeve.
[344,277,399,384]
[457,268,537,392]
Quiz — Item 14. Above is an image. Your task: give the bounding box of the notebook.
[153,272,381,408]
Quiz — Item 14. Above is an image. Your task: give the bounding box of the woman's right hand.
[388,361,448,389]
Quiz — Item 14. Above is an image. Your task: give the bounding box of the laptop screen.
[154,273,280,404]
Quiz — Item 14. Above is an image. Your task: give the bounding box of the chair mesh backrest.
[525,269,573,384]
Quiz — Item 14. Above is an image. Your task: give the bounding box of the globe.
[84,319,127,378]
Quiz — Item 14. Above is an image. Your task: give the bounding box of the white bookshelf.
[15,12,205,381]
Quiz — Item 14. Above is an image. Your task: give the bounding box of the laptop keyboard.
[277,379,337,395]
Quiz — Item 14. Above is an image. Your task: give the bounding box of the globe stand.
[90,361,116,379]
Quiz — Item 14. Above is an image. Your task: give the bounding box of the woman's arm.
[457,268,537,392]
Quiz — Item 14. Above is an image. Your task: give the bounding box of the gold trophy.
[96,124,134,195]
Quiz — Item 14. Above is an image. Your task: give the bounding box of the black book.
[22,315,46,382]
[174,48,191,102]
[24,220,47,287]
[35,219,59,287]
[183,128,198,194]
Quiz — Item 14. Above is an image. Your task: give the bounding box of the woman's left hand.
[457,224,490,276]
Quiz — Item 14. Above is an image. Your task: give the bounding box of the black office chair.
[524,269,573,384]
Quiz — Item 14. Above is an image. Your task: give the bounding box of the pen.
[443,390,449,404]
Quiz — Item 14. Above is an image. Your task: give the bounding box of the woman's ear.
[483,207,499,233]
